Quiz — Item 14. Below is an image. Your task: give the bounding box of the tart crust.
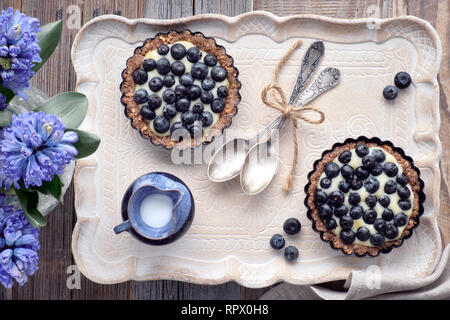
[304,137,425,257]
[120,30,241,149]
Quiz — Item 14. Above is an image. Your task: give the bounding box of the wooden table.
[0,0,447,300]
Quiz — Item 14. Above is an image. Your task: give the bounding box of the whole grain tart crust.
[120,30,241,149]
[304,136,425,257]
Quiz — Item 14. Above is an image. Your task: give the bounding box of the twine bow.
[261,40,325,191]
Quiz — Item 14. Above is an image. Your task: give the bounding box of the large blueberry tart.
[120,30,240,149]
[305,137,425,257]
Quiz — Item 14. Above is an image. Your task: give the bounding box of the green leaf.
[33,175,63,204]
[0,86,15,104]
[35,92,88,129]
[14,188,47,228]
[32,20,63,73]
[0,108,13,127]
[67,129,101,159]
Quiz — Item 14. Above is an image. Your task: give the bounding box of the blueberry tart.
[120,30,240,149]
[305,137,425,257]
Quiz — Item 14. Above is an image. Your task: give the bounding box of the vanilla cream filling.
[134,41,230,137]
[318,147,413,245]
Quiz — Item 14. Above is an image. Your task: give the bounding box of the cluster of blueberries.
[316,144,412,246]
[383,71,412,100]
[132,43,229,135]
[270,218,302,262]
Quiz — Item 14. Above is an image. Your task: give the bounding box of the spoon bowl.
[207,138,249,182]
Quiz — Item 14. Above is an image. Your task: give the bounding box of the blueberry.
[163,104,177,119]
[378,195,391,207]
[217,85,229,98]
[370,232,385,246]
[180,74,194,87]
[384,162,399,177]
[133,89,149,104]
[189,122,203,137]
[186,46,202,63]
[283,218,301,235]
[175,84,187,99]
[382,208,394,221]
[325,162,340,178]
[356,227,371,241]
[200,91,214,104]
[157,44,169,55]
[320,177,331,189]
[170,121,187,136]
[315,190,328,204]
[153,116,170,133]
[148,77,164,92]
[362,155,376,170]
[328,191,345,207]
[171,61,186,76]
[349,178,363,190]
[338,180,350,193]
[201,78,216,91]
[398,200,411,210]
[338,150,352,164]
[363,209,377,224]
[143,58,156,71]
[186,85,202,100]
[348,193,361,206]
[355,144,369,157]
[384,180,397,194]
[204,54,217,66]
[340,230,356,244]
[384,224,399,239]
[211,98,225,113]
[181,110,196,125]
[371,164,383,176]
[365,195,377,208]
[364,177,380,193]
[156,57,171,75]
[394,213,408,226]
[383,85,398,100]
[140,106,155,120]
[132,68,148,85]
[200,111,213,127]
[371,149,386,163]
[341,165,354,179]
[397,186,411,199]
[170,43,186,60]
[192,102,204,114]
[350,205,363,219]
[318,204,333,220]
[147,94,162,109]
[355,166,369,180]
[211,65,227,82]
[162,89,177,104]
[396,174,408,186]
[374,218,387,232]
[325,218,337,230]
[175,98,190,112]
[191,62,209,80]
[270,234,285,250]
[284,246,299,261]
[394,71,412,89]
[339,215,353,230]
[334,205,348,217]
[163,74,175,87]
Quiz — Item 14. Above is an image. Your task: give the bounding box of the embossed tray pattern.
[71,12,442,287]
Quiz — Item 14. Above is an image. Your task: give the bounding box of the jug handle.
[113,220,132,234]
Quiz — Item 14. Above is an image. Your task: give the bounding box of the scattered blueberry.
[348,193,361,206]
[211,98,225,113]
[384,180,398,194]
[384,162,399,177]
[374,218,387,232]
[315,190,328,204]
[320,177,331,189]
[204,54,217,66]
[187,85,202,100]
[175,98,190,112]
[338,150,352,164]
[383,85,398,100]
[140,105,155,120]
[328,191,345,207]
[356,227,371,241]
[162,89,177,104]
[192,102,204,114]
[365,195,377,208]
[355,144,369,157]
[175,84,187,99]
[284,246,299,261]
[163,104,177,119]
[339,215,354,230]
[355,166,369,180]
[181,110,196,125]
[378,195,391,208]
[370,232,385,246]
[156,57,171,75]
[350,205,363,219]
[180,74,194,87]
[325,162,340,178]
[340,230,356,244]
[201,78,216,91]
[217,85,229,98]
[325,218,337,230]
[186,46,202,63]
[364,176,380,193]
[132,68,148,84]
[318,204,333,220]
[338,180,350,193]
[397,186,411,199]
[157,44,169,55]
[171,61,186,76]
[394,213,408,226]
[143,58,156,71]
[363,209,377,224]
[384,224,399,239]
[394,71,412,89]
[191,62,209,80]
[382,208,394,221]
[371,149,386,163]
[170,43,186,60]
[200,91,214,104]
[349,178,363,190]
[200,111,213,127]
[398,200,411,210]
[147,94,162,109]
[211,66,227,82]
[396,174,408,186]
[334,205,348,217]
[153,116,170,133]
[270,234,285,250]
[163,74,175,87]
[283,218,302,235]
[148,77,164,92]
[134,88,149,104]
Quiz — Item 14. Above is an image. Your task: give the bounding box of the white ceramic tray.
[71,11,442,287]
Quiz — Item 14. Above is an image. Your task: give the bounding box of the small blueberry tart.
[304,137,425,257]
[120,30,240,149]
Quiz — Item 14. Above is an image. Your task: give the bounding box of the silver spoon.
[207,41,325,182]
[240,67,341,195]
